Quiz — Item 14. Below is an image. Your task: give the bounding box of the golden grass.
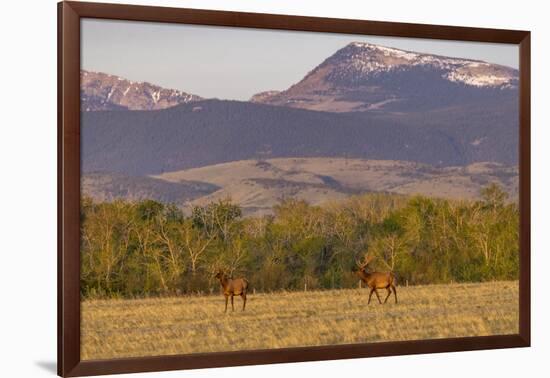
[81,281,518,360]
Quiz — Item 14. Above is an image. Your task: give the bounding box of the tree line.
[80,184,518,299]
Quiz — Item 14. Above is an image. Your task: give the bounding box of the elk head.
[214,269,225,280]
[355,252,375,273]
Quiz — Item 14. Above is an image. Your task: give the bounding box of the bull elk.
[355,253,397,304]
[215,270,249,312]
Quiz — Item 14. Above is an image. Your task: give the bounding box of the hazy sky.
[81,19,519,101]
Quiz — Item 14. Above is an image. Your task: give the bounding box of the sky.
[81,18,519,101]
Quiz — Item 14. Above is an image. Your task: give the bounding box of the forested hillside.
[81,98,518,176]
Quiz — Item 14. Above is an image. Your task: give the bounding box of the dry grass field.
[81,281,518,360]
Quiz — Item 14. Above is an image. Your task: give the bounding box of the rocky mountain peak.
[320,42,518,88]
[80,70,202,111]
[252,42,518,112]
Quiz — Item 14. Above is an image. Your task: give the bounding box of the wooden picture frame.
[58,1,531,376]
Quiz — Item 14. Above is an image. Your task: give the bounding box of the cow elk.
[355,253,397,304]
[215,270,249,312]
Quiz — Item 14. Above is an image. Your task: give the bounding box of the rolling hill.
[152,158,518,216]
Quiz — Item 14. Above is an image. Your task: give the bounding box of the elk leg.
[242,293,246,311]
[368,288,375,304]
[231,295,234,312]
[391,284,398,303]
[384,287,392,303]
[374,289,382,304]
[224,295,228,313]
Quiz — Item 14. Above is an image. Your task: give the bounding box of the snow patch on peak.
[471,137,486,146]
[330,42,518,88]
[348,41,377,49]
[106,87,115,100]
[152,90,160,104]
[347,42,419,59]
[445,71,512,87]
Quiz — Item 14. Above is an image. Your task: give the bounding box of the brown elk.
[355,253,397,304]
[215,270,249,312]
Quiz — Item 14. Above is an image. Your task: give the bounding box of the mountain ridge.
[81,98,517,176]
[251,42,518,113]
[80,70,202,111]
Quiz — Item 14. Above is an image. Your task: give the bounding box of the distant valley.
[82,173,218,205]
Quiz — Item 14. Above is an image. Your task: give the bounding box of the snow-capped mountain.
[80,70,202,111]
[325,42,517,88]
[252,42,518,113]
